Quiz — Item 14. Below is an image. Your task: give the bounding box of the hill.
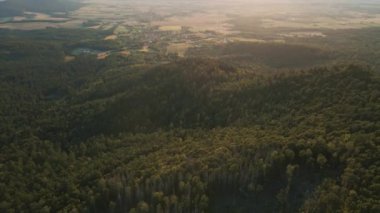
[0,0,82,17]
[0,58,379,212]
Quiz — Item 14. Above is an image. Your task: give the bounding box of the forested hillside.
[1,50,379,212]
[1,0,380,210]
[0,0,81,17]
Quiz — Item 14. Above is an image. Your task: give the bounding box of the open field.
[166,42,192,57]
[119,50,130,57]
[152,12,235,34]
[1,0,380,34]
[228,37,266,43]
[64,55,75,62]
[104,35,117,40]
[97,51,111,60]
[261,13,380,30]
[279,31,326,38]
[159,25,182,31]
[140,44,150,52]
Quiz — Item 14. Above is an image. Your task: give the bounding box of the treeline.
[186,42,333,69]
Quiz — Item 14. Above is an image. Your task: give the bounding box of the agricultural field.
[1,0,380,61]
[166,42,192,57]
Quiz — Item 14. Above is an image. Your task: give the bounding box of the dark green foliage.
[187,42,333,69]
[0,29,379,212]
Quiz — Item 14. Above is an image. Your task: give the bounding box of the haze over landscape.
[0,0,379,212]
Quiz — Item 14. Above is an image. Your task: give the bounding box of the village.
[68,22,229,64]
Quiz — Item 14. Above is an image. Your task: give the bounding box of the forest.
[2,0,380,208]
[0,25,379,212]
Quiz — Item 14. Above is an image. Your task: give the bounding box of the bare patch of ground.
[139,45,149,53]
[119,50,130,57]
[97,52,110,60]
[64,55,75,62]
[104,35,118,40]
[166,42,192,57]
[159,25,182,32]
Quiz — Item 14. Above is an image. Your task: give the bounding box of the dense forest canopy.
[1,35,379,211]
[0,0,380,212]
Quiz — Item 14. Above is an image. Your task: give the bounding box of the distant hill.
[0,0,82,17]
